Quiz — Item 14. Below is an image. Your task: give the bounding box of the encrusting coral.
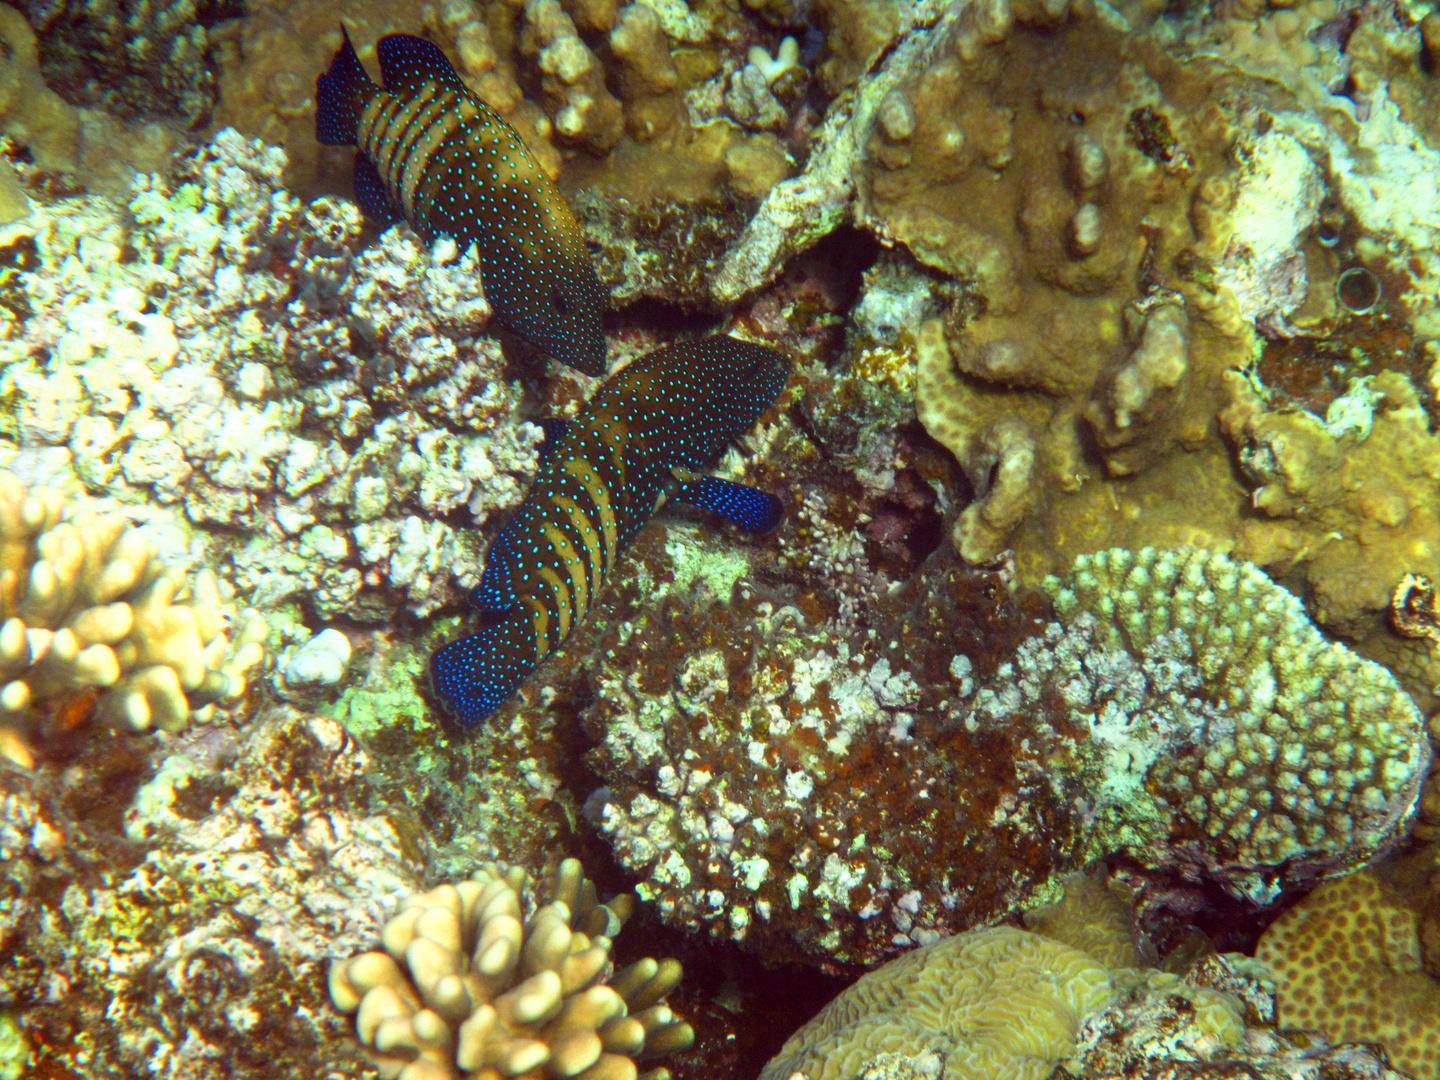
[0,469,266,759]
[1256,867,1440,1080]
[330,858,694,1080]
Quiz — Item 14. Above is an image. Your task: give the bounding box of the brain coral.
[1256,868,1440,1079]
[758,926,1114,1080]
[0,469,266,761]
[330,858,693,1080]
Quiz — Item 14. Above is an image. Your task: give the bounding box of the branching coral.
[330,858,693,1080]
[0,470,266,753]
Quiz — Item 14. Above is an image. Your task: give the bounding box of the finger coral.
[0,470,266,753]
[1256,868,1440,1079]
[330,858,693,1080]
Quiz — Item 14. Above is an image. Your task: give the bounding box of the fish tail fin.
[430,611,536,726]
[315,26,376,146]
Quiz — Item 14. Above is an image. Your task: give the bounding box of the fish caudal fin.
[315,27,376,146]
[430,612,537,726]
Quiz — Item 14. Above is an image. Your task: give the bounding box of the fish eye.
[551,290,572,315]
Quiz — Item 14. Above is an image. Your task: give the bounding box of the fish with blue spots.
[315,29,607,375]
[431,335,792,726]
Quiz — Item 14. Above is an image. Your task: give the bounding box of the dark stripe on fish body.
[313,31,609,374]
[431,335,793,726]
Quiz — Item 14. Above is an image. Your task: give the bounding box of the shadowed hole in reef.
[786,225,882,319]
[559,810,855,1080]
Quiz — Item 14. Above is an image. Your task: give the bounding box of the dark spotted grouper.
[431,335,792,726]
[315,31,607,375]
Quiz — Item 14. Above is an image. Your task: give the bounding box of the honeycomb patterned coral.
[1256,868,1440,1079]
[330,858,694,1080]
[1034,546,1428,874]
[758,926,1114,1080]
[0,470,267,760]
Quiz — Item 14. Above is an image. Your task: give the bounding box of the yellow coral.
[759,926,1114,1080]
[330,858,693,1080]
[0,470,267,758]
[1256,868,1440,1079]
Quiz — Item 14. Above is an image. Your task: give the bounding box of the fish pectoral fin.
[672,475,785,535]
[351,154,401,224]
[375,33,467,95]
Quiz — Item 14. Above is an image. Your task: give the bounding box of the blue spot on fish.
[315,28,608,375]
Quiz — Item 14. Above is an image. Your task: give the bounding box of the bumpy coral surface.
[0,128,541,620]
[330,858,693,1080]
[1257,868,1440,1079]
[758,926,1115,1080]
[1,705,422,1077]
[1030,546,1428,895]
[17,0,240,127]
[583,540,1425,966]
[0,469,265,760]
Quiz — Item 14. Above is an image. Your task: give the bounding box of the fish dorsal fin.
[375,34,466,95]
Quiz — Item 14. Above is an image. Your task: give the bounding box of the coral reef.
[1256,867,1440,1079]
[0,128,541,620]
[1028,546,1427,895]
[584,541,1425,965]
[758,926,1115,1080]
[330,858,693,1080]
[16,0,242,128]
[0,705,422,1077]
[759,871,1412,1080]
[0,4,178,196]
[0,470,266,762]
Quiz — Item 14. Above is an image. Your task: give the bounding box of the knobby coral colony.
[315,31,608,375]
[432,337,791,726]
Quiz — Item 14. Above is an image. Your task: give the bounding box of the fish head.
[482,238,608,376]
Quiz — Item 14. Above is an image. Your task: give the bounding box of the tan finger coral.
[758,926,1115,1080]
[1256,868,1440,1079]
[330,858,694,1080]
[0,470,267,757]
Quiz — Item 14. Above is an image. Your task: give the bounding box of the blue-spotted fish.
[431,335,792,726]
[315,30,607,375]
